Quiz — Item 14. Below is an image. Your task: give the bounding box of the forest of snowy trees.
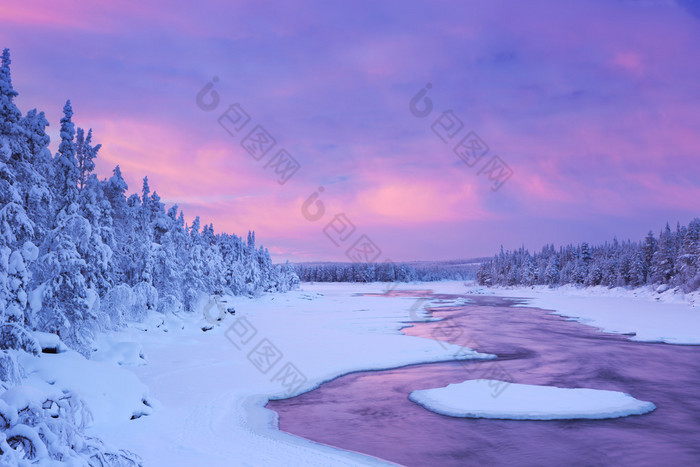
[476,220,700,292]
[0,50,298,463]
[295,260,480,283]
[296,262,419,282]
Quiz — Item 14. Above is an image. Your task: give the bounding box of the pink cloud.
[610,52,646,75]
[3,0,699,261]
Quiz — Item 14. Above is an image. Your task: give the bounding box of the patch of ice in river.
[409,380,656,420]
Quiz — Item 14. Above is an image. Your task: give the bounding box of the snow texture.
[409,380,656,420]
[79,284,491,466]
[479,284,700,345]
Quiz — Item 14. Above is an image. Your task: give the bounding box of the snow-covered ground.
[319,280,700,345]
[465,283,700,345]
[409,380,656,420]
[17,283,491,466]
[12,280,700,465]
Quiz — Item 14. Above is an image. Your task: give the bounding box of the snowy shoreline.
[466,283,700,345]
[72,283,491,465]
[13,281,700,465]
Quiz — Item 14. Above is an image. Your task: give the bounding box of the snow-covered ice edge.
[466,283,700,345]
[409,380,656,420]
[318,280,700,345]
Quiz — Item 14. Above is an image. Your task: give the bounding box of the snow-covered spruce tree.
[544,254,560,286]
[75,127,99,192]
[51,101,79,215]
[650,223,675,285]
[103,165,129,284]
[34,101,99,356]
[641,231,657,281]
[673,219,700,291]
[152,205,186,313]
[79,173,115,298]
[201,223,225,294]
[242,231,260,295]
[0,49,21,137]
[20,109,53,239]
[183,216,207,310]
[218,232,243,294]
[35,215,95,356]
[0,49,40,330]
[0,155,35,327]
[278,260,300,291]
[131,177,158,317]
[0,50,47,390]
[0,50,146,464]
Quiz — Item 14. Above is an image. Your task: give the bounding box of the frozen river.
[268,292,700,466]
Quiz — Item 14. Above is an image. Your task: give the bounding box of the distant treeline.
[295,259,484,283]
[477,219,700,292]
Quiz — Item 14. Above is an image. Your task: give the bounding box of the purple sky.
[2,0,699,262]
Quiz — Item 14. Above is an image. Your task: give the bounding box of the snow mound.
[33,331,69,354]
[409,380,656,420]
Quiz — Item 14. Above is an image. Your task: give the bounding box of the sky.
[1,0,699,262]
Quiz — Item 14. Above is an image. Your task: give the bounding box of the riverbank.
[270,286,700,466]
[16,281,700,465]
[468,283,700,344]
[77,284,490,465]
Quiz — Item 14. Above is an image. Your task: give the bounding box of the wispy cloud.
[2,0,699,261]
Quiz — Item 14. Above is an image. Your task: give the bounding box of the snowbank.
[74,283,492,466]
[409,380,656,420]
[309,280,700,345]
[295,281,700,345]
[11,279,694,463]
[17,347,154,429]
[472,283,700,345]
